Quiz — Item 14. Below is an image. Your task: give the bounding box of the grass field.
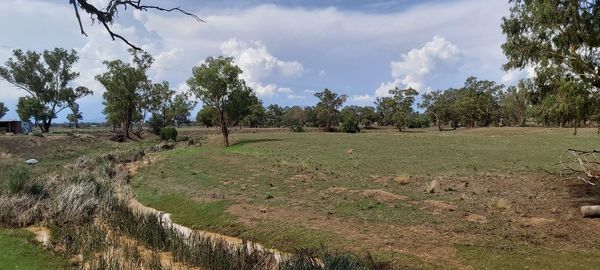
[0,228,69,269]
[132,127,600,269]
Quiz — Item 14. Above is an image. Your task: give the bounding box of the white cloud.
[220,38,304,80]
[390,35,461,91]
[219,38,303,97]
[374,79,402,97]
[287,94,305,100]
[352,94,374,102]
[501,67,536,85]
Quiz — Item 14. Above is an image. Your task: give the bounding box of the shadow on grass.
[230,138,283,146]
[566,182,600,206]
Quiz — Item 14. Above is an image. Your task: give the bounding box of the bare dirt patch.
[360,189,407,203]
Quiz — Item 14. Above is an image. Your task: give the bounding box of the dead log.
[110,134,125,142]
[581,206,600,218]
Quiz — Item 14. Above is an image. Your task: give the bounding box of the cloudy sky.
[0,0,526,122]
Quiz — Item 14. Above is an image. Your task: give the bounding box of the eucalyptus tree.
[97,49,153,140]
[502,1,600,89]
[314,88,347,131]
[187,56,256,146]
[0,48,91,132]
[376,87,418,131]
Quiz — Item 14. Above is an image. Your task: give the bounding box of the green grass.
[457,244,600,270]
[131,128,600,269]
[0,229,69,270]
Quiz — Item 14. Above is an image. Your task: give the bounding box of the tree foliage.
[187,56,255,146]
[0,48,91,132]
[196,106,218,128]
[502,0,600,89]
[97,49,153,139]
[376,87,418,131]
[0,102,7,120]
[314,88,347,131]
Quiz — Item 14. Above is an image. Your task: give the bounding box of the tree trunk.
[219,110,229,147]
[41,119,51,133]
[123,114,131,140]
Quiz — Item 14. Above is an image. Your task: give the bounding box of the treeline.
[2,47,598,145]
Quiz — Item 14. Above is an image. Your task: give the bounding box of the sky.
[0,0,529,122]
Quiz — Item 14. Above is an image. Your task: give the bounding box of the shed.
[0,120,32,134]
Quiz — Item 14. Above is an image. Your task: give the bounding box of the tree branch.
[72,0,203,50]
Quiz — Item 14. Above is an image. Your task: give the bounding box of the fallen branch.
[558,149,600,185]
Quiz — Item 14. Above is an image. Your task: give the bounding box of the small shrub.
[160,127,177,141]
[290,125,305,133]
[31,130,44,137]
[340,117,360,133]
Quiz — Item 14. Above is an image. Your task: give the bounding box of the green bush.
[159,127,177,141]
[290,124,305,133]
[340,117,360,133]
[147,114,164,135]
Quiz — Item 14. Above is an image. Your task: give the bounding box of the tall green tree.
[314,88,347,131]
[97,49,153,140]
[420,90,458,131]
[170,92,197,127]
[376,87,418,131]
[0,48,91,132]
[0,102,8,120]
[187,56,255,146]
[502,1,600,89]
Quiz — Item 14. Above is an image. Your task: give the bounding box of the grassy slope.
[0,135,157,269]
[0,229,69,269]
[133,128,600,269]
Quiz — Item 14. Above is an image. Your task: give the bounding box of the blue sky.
[0,0,528,122]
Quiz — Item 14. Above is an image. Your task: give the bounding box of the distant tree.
[67,103,83,128]
[303,106,318,127]
[0,48,92,132]
[464,77,504,127]
[314,88,347,131]
[170,92,197,127]
[499,79,530,126]
[359,106,379,128]
[502,0,600,90]
[0,102,8,120]
[406,113,431,129]
[283,106,305,128]
[97,49,153,140]
[243,101,266,128]
[265,104,285,127]
[376,87,418,131]
[187,56,255,146]
[420,90,458,131]
[196,106,218,128]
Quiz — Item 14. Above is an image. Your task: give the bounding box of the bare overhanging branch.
[70,0,204,51]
